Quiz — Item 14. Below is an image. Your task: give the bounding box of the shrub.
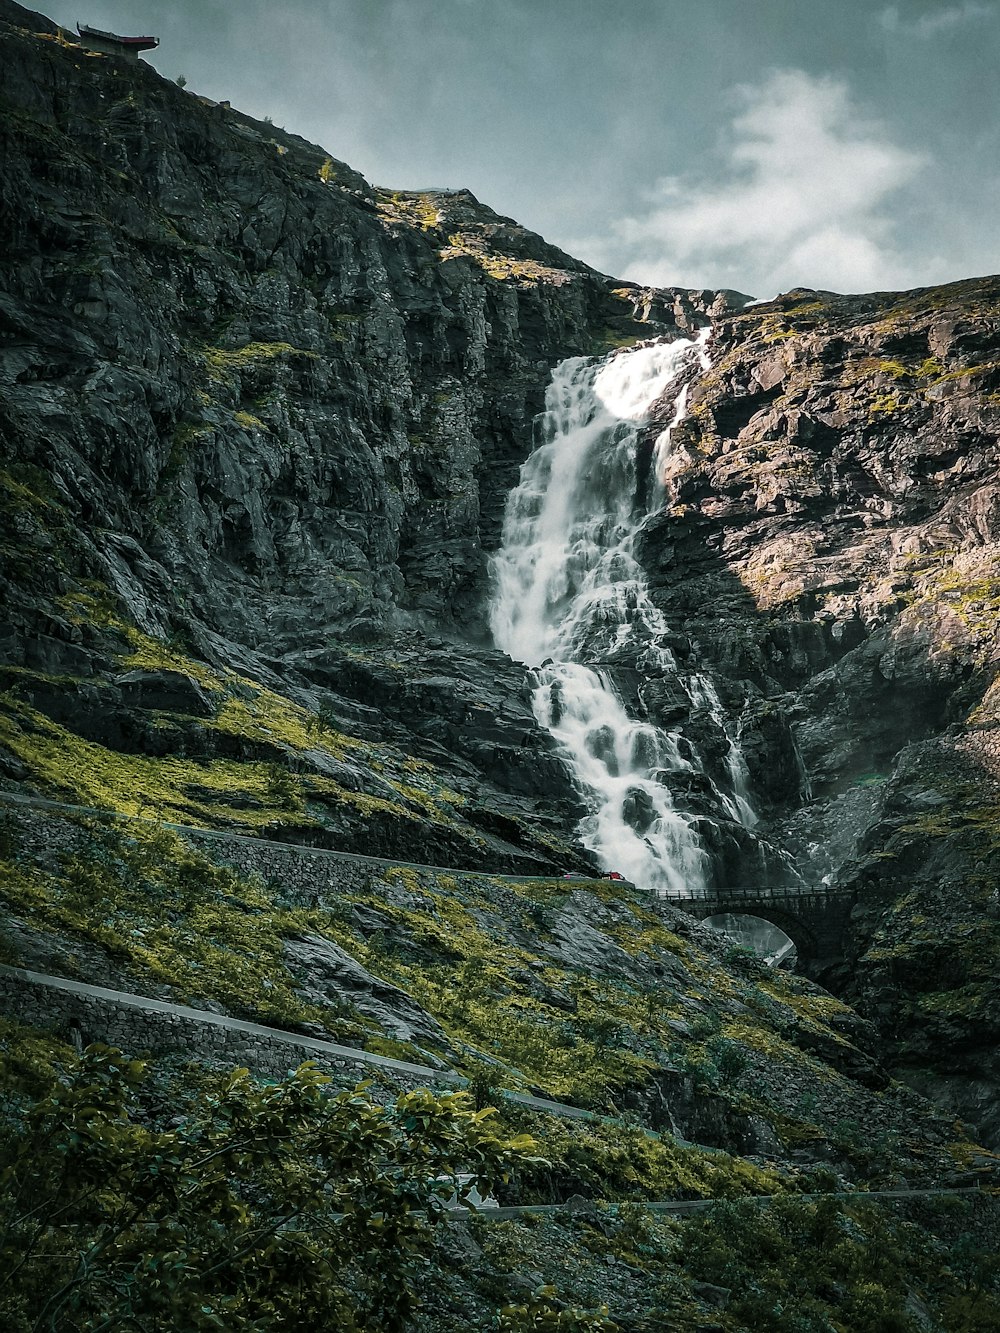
[497,1289,618,1331]
[0,1046,538,1332]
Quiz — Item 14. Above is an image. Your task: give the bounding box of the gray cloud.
[36,0,1000,295]
[877,2,995,38]
[578,70,928,296]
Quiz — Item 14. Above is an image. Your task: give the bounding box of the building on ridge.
[75,24,159,60]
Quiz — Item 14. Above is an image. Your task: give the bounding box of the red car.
[601,871,625,881]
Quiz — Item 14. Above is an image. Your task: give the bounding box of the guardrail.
[0,792,858,904]
[0,965,660,1134]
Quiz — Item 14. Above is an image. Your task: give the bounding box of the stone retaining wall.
[0,964,464,1092]
[179,823,451,905]
[0,791,505,911]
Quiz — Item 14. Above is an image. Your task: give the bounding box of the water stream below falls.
[490,335,756,895]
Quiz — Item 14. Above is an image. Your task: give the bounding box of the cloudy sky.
[39,0,1000,297]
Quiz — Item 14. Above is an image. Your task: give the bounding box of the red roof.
[76,24,159,50]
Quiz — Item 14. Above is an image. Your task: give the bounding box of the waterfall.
[490,333,755,895]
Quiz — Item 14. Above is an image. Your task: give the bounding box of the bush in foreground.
[0,1046,536,1331]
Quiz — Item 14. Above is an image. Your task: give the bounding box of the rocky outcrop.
[635,283,1000,1139]
[2,0,999,1146]
[645,283,1000,788]
[284,931,448,1052]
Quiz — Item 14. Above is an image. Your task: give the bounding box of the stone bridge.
[0,791,860,964]
[666,886,858,963]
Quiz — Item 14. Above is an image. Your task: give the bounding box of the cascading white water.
[684,673,758,830]
[490,333,755,894]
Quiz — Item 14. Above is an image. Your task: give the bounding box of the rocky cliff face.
[0,0,740,872]
[0,0,737,647]
[1,0,999,1150]
[636,283,1000,1139]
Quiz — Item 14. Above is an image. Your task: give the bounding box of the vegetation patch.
[375,190,442,231]
[899,546,1000,665]
[676,1194,1000,1333]
[504,1110,784,1205]
[200,340,317,383]
[440,233,565,285]
[0,1036,537,1332]
[0,609,476,841]
[1,1023,996,1333]
[0,816,373,1042]
[869,392,903,415]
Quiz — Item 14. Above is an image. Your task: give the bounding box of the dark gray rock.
[114,669,216,717]
[284,931,448,1050]
[691,1281,731,1310]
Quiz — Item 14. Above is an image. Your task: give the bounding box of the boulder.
[284,932,448,1051]
[114,669,216,718]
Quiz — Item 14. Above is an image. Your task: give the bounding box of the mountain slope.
[634,282,1000,1140]
[2,4,1000,1325]
[0,0,746,874]
[0,0,999,1191]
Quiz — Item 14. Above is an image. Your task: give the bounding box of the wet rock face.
[1,2,999,1143]
[633,285,1000,1139]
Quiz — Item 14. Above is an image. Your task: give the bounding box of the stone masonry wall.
[0,964,462,1093]
[0,792,518,911]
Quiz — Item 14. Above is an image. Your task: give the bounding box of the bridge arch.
[667,887,856,965]
[699,907,818,961]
